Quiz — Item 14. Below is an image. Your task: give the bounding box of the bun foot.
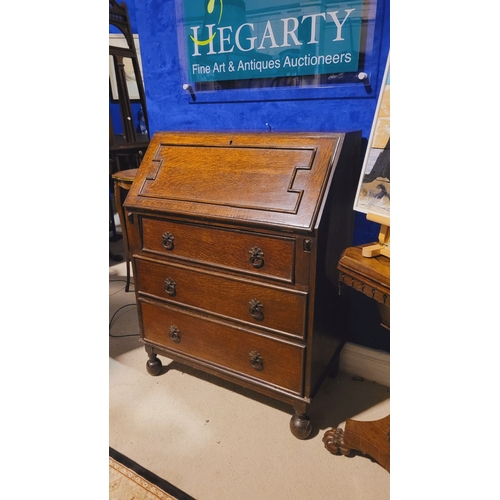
[290,412,312,440]
[146,353,162,376]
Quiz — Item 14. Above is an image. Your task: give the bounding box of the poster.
[354,52,390,217]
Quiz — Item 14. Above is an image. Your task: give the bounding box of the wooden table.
[323,245,390,472]
[111,168,138,292]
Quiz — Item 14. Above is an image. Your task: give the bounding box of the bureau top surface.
[124,131,353,231]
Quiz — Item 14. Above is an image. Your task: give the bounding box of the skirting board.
[339,342,390,388]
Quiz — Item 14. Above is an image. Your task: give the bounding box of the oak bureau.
[123,131,361,438]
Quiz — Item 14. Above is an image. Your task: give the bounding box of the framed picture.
[354,52,390,218]
[109,34,144,101]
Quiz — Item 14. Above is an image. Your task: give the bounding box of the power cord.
[109,303,140,337]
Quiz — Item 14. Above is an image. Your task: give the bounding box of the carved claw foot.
[322,427,351,456]
[290,412,312,440]
[146,352,162,376]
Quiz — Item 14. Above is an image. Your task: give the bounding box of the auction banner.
[182,0,363,82]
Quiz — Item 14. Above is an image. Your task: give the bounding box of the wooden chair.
[111,168,138,291]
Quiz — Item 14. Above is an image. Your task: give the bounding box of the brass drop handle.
[162,232,175,250]
[249,351,264,371]
[249,246,264,268]
[164,277,177,296]
[248,298,264,320]
[169,325,181,343]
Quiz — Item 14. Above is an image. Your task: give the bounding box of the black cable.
[109,303,140,337]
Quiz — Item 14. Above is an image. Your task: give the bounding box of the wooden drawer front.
[141,218,296,283]
[140,300,304,394]
[135,257,307,339]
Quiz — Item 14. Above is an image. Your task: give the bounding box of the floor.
[109,227,390,500]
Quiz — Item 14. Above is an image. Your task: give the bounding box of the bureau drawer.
[135,257,307,339]
[141,217,296,283]
[139,299,305,395]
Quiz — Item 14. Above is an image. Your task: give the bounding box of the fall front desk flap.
[124,131,361,232]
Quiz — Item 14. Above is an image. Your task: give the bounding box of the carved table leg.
[146,351,163,376]
[323,415,390,472]
[290,411,312,439]
[322,427,351,456]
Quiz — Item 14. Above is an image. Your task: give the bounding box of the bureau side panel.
[305,131,362,396]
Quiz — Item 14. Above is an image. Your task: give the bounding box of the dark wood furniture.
[323,244,390,470]
[109,0,149,173]
[109,0,149,150]
[112,168,138,291]
[323,415,390,472]
[109,0,149,260]
[338,245,389,328]
[123,131,361,438]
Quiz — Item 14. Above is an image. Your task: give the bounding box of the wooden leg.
[322,427,351,456]
[289,400,312,439]
[323,414,390,472]
[146,351,163,376]
[290,412,312,439]
[113,179,132,292]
